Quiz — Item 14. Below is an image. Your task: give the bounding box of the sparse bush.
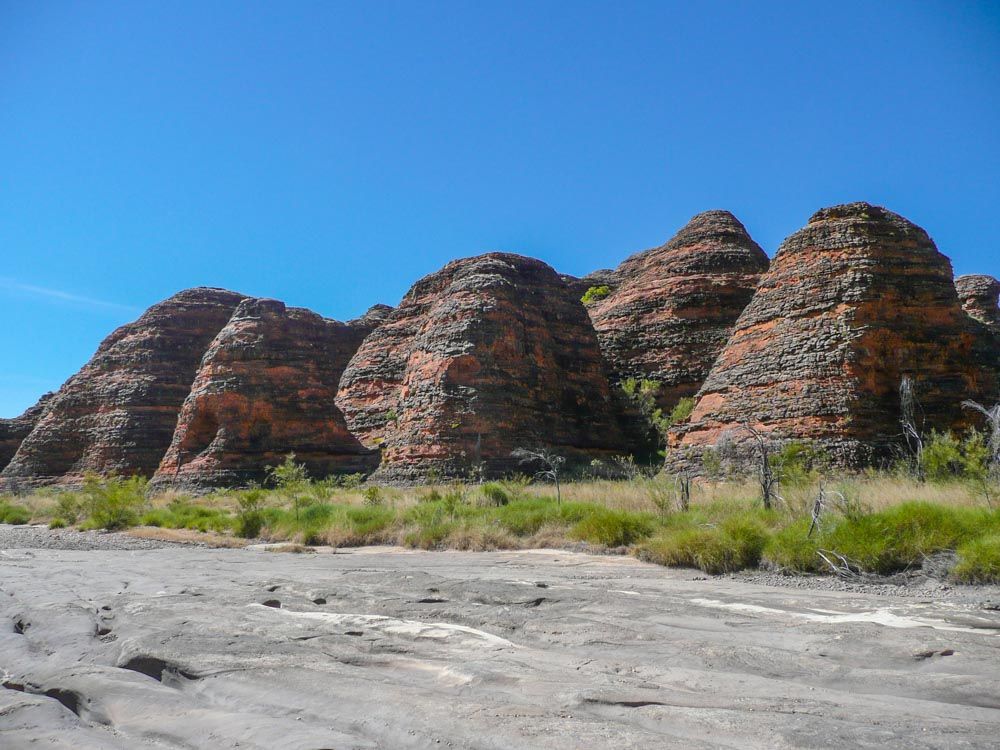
[336,473,365,490]
[80,474,147,531]
[770,441,824,487]
[267,454,309,519]
[53,493,82,526]
[580,285,611,305]
[362,486,384,507]
[236,488,266,538]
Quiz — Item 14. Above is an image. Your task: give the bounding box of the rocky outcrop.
[0,289,245,488]
[0,394,53,473]
[671,203,992,468]
[957,275,1000,334]
[336,252,627,481]
[586,211,769,411]
[152,298,377,490]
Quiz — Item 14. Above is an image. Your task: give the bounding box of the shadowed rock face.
[0,394,53,472]
[0,289,244,489]
[336,252,627,482]
[152,298,379,490]
[586,211,769,411]
[672,203,992,467]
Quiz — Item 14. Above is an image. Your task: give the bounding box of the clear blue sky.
[2,1,999,417]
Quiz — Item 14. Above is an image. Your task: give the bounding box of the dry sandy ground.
[1,535,1000,748]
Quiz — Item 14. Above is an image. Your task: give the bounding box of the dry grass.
[126,526,250,548]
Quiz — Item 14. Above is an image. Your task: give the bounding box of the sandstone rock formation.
[0,289,244,488]
[585,211,769,411]
[672,203,992,467]
[957,274,1000,335]
[336,252,627,481]
[152,298,377,489]
[0,394,53,473]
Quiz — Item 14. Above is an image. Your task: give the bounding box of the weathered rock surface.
[3,545,999,749]
[152,298,377,489]
[672,203,992,467]
[957,274,1000,335]
[0,394,53,473]
[0,289,244,488]
[336,252,627,481]
[586,211,769,411]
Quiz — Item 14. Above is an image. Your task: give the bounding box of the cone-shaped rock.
[0,288,244,488]
[152,298,379,490]
[336,252,627,482]
[0,394,53,474]
[586,211,769,411]
[672,203,992,466]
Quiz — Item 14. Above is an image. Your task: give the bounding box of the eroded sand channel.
[2,537,1000,748]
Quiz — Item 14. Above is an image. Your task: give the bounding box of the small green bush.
[48,517,66,529]
[53,493,82,526]
[362,486,384,507]
[580,285,611,305]
[236,488,266,538]
[80,474,147,531]
[952,534,1000,583]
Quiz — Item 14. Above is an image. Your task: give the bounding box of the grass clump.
[642,516,771,574]
[764,519,823,573]
[569,507,655,547]
[0,501,32,525]
[819,502,984,574]
[139,500,232,533]
[952,535,1000,583]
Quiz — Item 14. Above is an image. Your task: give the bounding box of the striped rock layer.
[671,203,995,467]
[151,298,377,490]
[336,252,627,482]
[0,289,244,489]
[586,210,769,412]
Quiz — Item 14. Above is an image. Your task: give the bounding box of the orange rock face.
[336,253,627,481]
[0,289,244,489]
[151,298,379,490]
[586,211,769,411]
[672,203,993,467]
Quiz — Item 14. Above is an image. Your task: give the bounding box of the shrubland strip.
[1,432,999,583]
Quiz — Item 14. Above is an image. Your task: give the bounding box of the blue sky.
[2,1,999,417]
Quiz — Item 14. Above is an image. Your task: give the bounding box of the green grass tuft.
[952,535,1000,583]
[641,516,771,574]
